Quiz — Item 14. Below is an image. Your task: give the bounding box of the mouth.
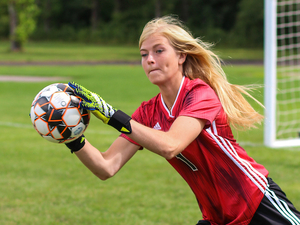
[149,68,159,74]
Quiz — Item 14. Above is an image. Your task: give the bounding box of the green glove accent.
[68,82,132,134]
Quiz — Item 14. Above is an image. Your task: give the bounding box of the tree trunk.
[44,0,51,33]
[114,0,120,15]
[181,0,189,22]
[91,0,98,31]
[8,1,21,51]
[155,0,161,18]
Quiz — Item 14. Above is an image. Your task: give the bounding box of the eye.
[156,49,163,54]
[140,52,148,57]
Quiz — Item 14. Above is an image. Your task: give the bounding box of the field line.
[0,121,115,135]
[0,121,33,129]
[0,75,68,82]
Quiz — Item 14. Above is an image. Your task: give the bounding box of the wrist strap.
[108,110,132,134]
[65,135,86,153]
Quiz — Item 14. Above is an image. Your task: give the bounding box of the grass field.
[0,44,299,225]
[0,41,263,63]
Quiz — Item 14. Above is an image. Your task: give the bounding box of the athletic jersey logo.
[153,122,161,130]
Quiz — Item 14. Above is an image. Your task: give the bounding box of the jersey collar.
[160,76,185,118]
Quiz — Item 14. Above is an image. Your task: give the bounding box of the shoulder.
[178,77,222,125]
[183,77,213,91]
[181,77,218,101]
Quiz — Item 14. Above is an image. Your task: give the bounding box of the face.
[140,34,186,86]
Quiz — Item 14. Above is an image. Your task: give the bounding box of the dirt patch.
[0,75,68,82]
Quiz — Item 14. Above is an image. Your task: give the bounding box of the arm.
[67,82,205,169]
[75,136,140,180]
[128,116,206,160]
[71,116,204,180]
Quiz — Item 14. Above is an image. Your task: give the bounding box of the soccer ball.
[30,83,90,143]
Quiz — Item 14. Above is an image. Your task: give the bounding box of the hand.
[68,81,116,124]
[68,82,132,134]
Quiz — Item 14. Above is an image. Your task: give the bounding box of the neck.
[159,76,184,111]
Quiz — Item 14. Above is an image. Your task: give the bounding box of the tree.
[231,0,264,47]
[1,0,263,47]
[8,0,39,51]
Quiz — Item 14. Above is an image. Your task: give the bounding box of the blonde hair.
[139,15,264,129]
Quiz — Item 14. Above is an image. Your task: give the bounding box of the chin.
[147,72,168,86]
[149,79,165,87]
[147,74,161,84]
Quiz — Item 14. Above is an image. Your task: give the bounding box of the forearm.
[127,117,205,160]
[74,137,139,180]
[75,140,113,180]
[127,120,183,159]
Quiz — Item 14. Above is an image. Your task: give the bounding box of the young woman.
[66,16,300,225]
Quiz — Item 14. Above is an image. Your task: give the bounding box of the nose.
[147,53,155,64]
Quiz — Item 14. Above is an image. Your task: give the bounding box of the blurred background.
[0,0,263,51]
[2,1,299,225]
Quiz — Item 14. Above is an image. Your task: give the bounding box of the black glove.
[65,135,86,153]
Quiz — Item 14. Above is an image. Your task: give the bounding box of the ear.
[178,53,187,65]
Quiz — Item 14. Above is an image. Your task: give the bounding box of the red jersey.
[121,77,269,225]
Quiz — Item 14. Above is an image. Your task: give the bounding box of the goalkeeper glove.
[68,82,132,134]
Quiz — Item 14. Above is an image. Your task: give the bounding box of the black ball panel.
[57,83,74,95]
[57,125,72,139]
[47,109,63,126]
[57,83,68,91]
[35,97,49,112]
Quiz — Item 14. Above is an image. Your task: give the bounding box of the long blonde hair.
[139,15,264,129]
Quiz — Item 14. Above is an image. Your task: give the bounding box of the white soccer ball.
[30,83,90,143]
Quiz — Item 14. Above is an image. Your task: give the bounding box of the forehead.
[140,34,170,50]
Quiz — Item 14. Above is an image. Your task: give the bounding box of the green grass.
[0,41,263,63]
[0,56,299,224]
[0,41,141,62]
[216,47,264,61]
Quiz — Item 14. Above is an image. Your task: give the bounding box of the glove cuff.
[65,135,86,153]
[108,110,132,134]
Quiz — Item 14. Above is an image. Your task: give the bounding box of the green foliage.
[8,0,39,49]
[230,0,264,47]
[15,1,39,44]
[184,0,239,44]
[0,0,265,47]
[0,1,9,37]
